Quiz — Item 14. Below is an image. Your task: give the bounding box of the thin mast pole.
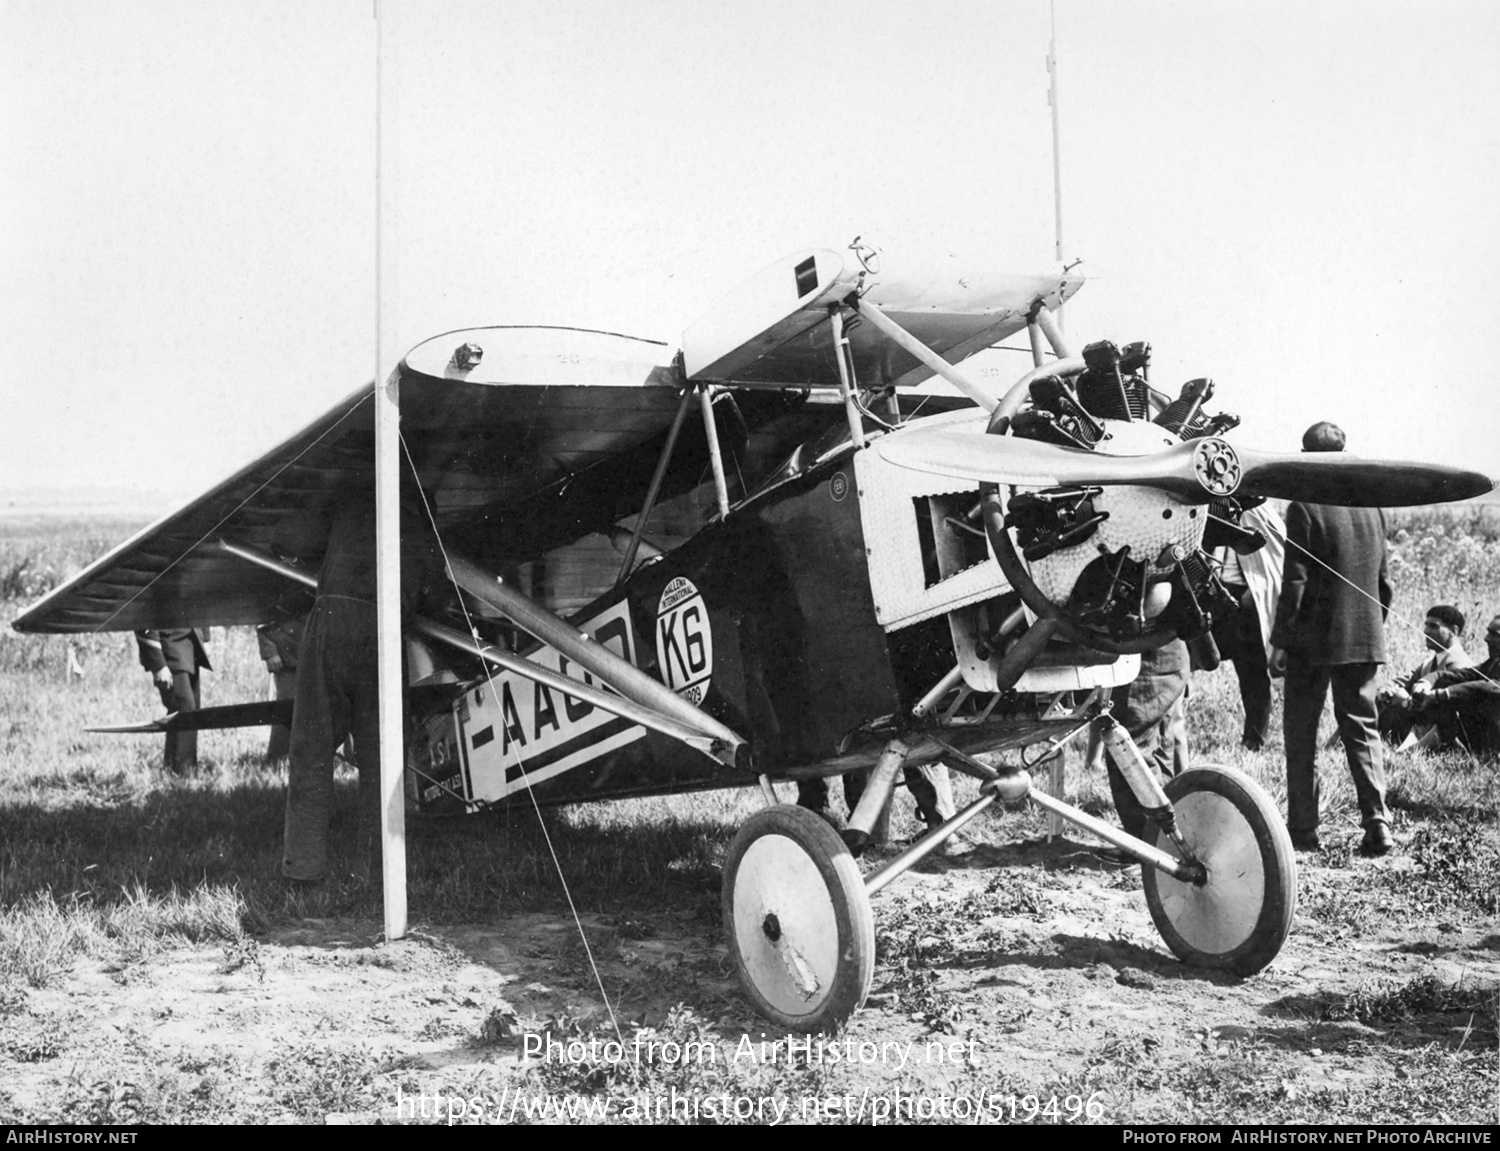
[375,0,408,939]
[1048,1,1064,268]
[1046,1,1067,339]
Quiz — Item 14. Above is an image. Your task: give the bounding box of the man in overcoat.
[1269,422,1394,856]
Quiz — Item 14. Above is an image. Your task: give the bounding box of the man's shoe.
[1289,830,1321,853]
[1095,845,1139,868]
[1359,823,1394,857]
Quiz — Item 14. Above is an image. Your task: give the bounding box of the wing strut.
[617,381,696,584]
[698,384,732,519]
[851,298,1000,412]
[828,306,867,449]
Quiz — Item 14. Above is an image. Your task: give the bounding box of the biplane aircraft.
[15,241,1493,1031]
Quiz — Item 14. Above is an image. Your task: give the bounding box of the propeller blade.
[85,700,293,734]
[876,428,1495,507]
[1233,449,1495,507]
[876,429,1222,499]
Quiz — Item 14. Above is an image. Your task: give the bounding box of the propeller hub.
[1192,438,1242,497]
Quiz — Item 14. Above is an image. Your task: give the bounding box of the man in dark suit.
[1269,421,1394,857]
[135,628,211,772]
[282,486,442,883]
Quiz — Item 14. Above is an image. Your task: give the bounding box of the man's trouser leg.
[267,669,296,761]
[1439,697,1500,754]
[1471,699,1500,754]
[348,669,384,871]
[1377,696,1414,746]
[1234,647,1273,748]
[1330,663,1390,830]
[1283,659,1331,837]
[796,777,830,814]
[1217,597,1272,748]
[283,609,343,881]
[1160,692,1189,776]
[163,670,199,772]
[1481,701,1500,755]
[904,764,956,830]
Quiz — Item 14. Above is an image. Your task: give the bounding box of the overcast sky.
[2,0,1497,504]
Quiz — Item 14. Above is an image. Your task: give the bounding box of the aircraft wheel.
[722,804,875,1032]
[1142,765,1296,977]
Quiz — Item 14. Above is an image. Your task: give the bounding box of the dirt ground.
[3,826,1495,1125]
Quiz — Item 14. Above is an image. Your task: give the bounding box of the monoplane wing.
[14,250,1072,637]
[13,328,825,634]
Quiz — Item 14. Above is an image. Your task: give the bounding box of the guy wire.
[400,432,625,1048]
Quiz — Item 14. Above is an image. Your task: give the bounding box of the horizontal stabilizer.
[87,700,293,734]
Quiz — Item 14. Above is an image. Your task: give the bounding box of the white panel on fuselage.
[456,600,646,805]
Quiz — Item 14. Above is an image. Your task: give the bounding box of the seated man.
[1377,604,1473,747]
[1408,613,1500,753]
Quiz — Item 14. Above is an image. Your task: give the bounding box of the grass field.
[0,507,1495,1125]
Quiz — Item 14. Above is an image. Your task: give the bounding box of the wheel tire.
[722,804,875,1032]
[1142,765,1297,977]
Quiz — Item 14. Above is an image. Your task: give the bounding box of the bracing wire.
[74,379,627,1038]
[1207,509,1500,689]
[399,432,625,1047]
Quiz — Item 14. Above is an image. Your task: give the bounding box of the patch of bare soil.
[2,836,1495,1124]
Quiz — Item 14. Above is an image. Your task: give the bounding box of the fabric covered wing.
[14,327,840,634]
[683,249,1083,390]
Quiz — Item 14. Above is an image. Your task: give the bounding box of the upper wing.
[682,247,1083,388]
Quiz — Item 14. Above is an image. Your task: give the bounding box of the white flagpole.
[375,0,408,939]
[1048,0,1065,271]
